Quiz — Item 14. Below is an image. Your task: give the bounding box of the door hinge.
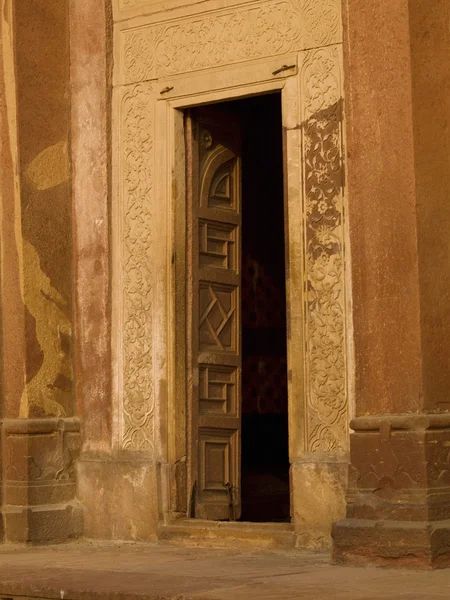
[189,481,197,518]
[224,482,236,521]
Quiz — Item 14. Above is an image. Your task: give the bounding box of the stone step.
[158,519,296,549]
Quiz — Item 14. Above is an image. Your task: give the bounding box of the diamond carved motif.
[199,284,237,352]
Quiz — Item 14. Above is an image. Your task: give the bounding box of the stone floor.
[0,541,448,599]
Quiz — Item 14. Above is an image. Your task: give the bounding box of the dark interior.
[229,93,290,523]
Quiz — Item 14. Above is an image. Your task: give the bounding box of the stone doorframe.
[74,0,352,548]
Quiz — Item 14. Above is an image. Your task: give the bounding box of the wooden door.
[186,106,242,521]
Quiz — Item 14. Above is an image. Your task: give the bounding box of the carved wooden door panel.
[186,106,241,521]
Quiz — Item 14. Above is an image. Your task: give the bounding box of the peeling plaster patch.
[20,240,73,418]
[123,467,148,488]
[26,141,70,190]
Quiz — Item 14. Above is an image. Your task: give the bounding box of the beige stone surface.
[107,0,350,544]
[77,459,158,541]
[0,543,449,599]
[291,460,347,549]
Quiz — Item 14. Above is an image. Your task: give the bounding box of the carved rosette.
[302,0,341,48]
[119,83,155,453]
[120,0,342,84]
[300,46,348,453]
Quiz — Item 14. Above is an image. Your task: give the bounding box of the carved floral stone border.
[118,82,155,452]
[115,0,348,454]
[300,45,348,453]
[118,0,342,85]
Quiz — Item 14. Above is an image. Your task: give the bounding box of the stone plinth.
[2,419,83,543]
[333,415,450,567]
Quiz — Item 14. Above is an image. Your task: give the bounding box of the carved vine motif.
[121,0,144,7]
[120,83,155,452]
[301,47,348,453]
[20,241,73,419]
[121,0,341,83]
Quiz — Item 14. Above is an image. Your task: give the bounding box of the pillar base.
[333,519,450,568]
[3,503,83,543]
[2,418,82,543]
[332,414,450,568]
[291,458,348,549]
[77,456,158,541]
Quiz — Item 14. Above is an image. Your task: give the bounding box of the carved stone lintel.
[119,0,342,84]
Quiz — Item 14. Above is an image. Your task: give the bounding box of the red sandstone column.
[332,0,450,567]
[0,0,82,542]
[70,0,112,456]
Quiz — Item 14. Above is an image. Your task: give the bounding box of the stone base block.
[77,457,159,541]
[291,458,348,550]
[332,414,450,568]
[4,502,83,543]
[332,518,450,568]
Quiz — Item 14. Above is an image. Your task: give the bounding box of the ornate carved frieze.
[118,0,342,84]
[119,82,155,453]
[300,46,348,453]
[114,0,347,460]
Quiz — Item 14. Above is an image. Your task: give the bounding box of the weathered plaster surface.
[0,0,80,543]
[14,0,74,419]
[70,0,113,455]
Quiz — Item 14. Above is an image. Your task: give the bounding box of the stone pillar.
[0,0,82,542]
[71,0,159,541]
[69,0,113,538]
[332,0,450,567]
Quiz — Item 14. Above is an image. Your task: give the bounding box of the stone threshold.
[158,519,296,549]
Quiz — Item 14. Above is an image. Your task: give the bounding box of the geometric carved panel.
[199,366,237,415]
[199,221,236,270]
[199,283,237,352]
[199,429,236,493]
[207,161,236,210]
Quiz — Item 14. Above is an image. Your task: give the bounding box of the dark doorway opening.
[186,92,289,523]
[238,93,289,522]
